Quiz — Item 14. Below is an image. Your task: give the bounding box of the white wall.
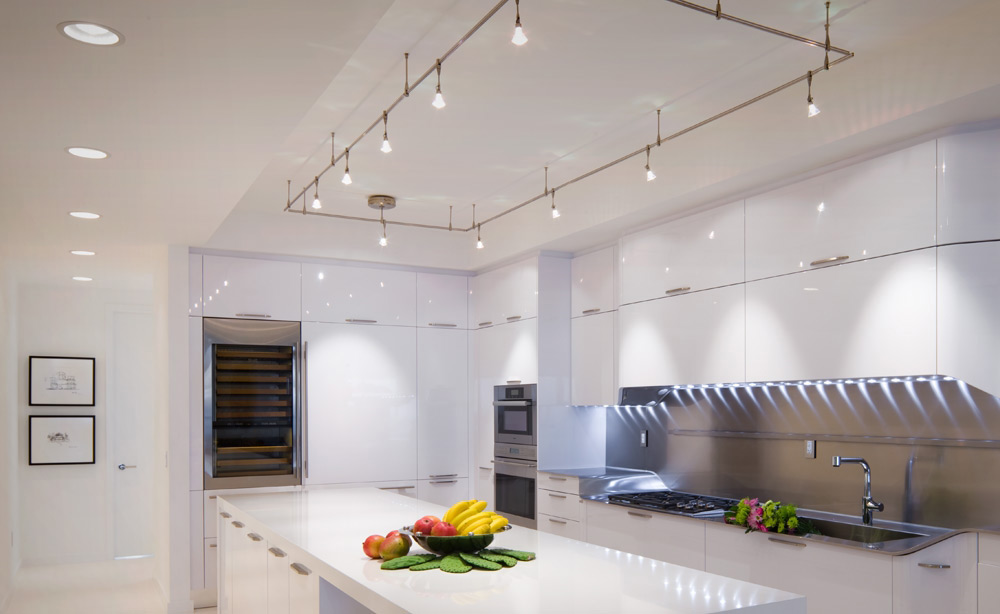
[0,266,19,610]
[15,283,151,566]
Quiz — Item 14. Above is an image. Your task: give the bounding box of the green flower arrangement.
[724,497,818,535]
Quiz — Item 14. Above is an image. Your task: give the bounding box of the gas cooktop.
[606,491,739,517]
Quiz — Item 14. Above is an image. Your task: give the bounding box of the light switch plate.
[640,430,648,447]
[805,440,816,459]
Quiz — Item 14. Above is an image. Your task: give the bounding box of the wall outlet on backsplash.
[804,440,816,459]
[640,430,648,447]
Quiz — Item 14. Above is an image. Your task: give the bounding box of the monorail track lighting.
[512,0,527,46]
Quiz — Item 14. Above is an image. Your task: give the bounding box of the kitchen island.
[217,487,804,614]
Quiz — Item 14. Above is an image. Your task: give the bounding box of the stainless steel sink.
[802,517,927,544]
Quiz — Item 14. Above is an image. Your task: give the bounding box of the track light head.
[432,60,446,109]
[312,176,322,209]
[807,70,820,118]
[476,224,484,249]
[550,189,559,218]
[645,145,656,181]
[512,0,527,46]
[342,149,353,185]
[381,111,392,153]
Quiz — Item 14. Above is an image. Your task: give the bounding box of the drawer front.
[204,538,218,592]
[537,472,579,495]
[538,513,584,541]
[204,493,218,539]
[537,489,583,522]
[981,533,1000,565]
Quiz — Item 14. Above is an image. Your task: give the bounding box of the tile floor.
[3,558,215,614]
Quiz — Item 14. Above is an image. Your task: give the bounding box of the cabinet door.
[571,247,615,316]
[302,263,415,326]
[619,284,745,388]
[538,514,584,540]
[303,322,417,485]
[417,328,468,479]
[266,545,290,614]
[231,528,268,614]
[571,312,615,406]
[585,502,705,570]
[981,563,1000,613]
[893,533,977,614]
[416,273,469,329]
[746,141,936,280]
[494,318,538,386]
[202,255,302,321]
[746,249,936,383]
[189,253,203,316]
[288,560,320,614]
[938,242,1000,397]
[620,200,744,305]
[470,259,538,328]
[474,466,494,508]
[190,492,204,590]
[938,129,1000,244]
[416,478,469,507]
[204,538,217,595]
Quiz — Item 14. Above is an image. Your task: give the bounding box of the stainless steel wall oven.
[494,384,537,528]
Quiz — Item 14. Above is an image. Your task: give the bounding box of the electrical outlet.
[640,430,648,447]
[805,440,816,459]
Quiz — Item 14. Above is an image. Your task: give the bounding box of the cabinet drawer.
[538,489,583,522]
[538,513,584,541]
[981,533,1000,566]
[537,472,579,494]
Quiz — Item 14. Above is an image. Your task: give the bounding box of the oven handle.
[495,458,537,468]
[494,400,533,407]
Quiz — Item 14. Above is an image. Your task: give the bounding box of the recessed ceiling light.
[67,147,108,159]
[59,22,123,46]
[69,211,101,219]
[72,276,93,282]
[70,250,96,256]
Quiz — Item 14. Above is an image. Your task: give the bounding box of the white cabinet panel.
[416,478,469,507]
[302,263,415,326]
[474,466,494,508]
[416,273,469,329]
[893,533,977,614]
[938,242,1000,397]
[303,322,417,485]
[203,255,301,321]
[190,492,204,590]
[204,538,218,595]
[538,489,583,522]
[619,285,745,388]
[537,472,580,494]
[571,312,615,406]
[746,141,936,280]
[538,514,584,540]
[746,249,936,383]
[938,129,1000,244]
[189,253,203,316]
[981,563,1000,613]
[571,247,615,316]
[585,501,705,570]
[417,328,468,479]
[621,200,744,305]
[188,317,203,491]
[266,544,290,614]
[471,258,538,328]
[231,525,268,614]
[981,534,1000,566]
[287,559,320,614]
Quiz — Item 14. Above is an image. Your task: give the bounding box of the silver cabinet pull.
[547,518,568,525]
[809,255,849,267]
[430,480,458,484]
[627,511,652,519]
[768,537,806,548]
[548,493,567,499]
[209,543,218,548]
[478,321,493,327]
[208,495,217,500]
[548,476,567,481]
[231,521,245,528]
[345,318,377,324]
[268,547,287,558]
[378,485,415,490]
[220,512,232,519]
[506,315,522,321]
[478,466,493,471]
[302,340,309,480]
[506,380,521,384]
[429,474,458,478]
[290,563,312,576]
[428,323,457,328]
[582,308,601,315]
[665,287,691,295]
[236,313,271,319]
[247,533,263,542]
[117,464,136,470]
[917,563,951,569]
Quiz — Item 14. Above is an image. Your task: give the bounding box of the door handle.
[117,464,136,471]
[917,563,951,569]
[768,537,806,548]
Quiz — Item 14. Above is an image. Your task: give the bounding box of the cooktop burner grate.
[606,491,740,516]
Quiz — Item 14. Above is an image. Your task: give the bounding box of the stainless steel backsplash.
[607,380,1000,529]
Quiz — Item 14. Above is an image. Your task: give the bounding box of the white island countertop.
[218,487,804,614]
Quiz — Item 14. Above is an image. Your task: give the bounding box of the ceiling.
[2,0,1000,290]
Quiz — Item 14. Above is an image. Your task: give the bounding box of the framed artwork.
[28,415,96,465]
[28,356,95,406]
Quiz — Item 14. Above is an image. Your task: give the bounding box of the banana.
[488,516,509,533]
[456,510,494,533]
[443,499,474,524]
[450,500,488,529]
[471,524,491,535]
[458,516,492,534]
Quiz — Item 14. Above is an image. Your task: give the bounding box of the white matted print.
[29,356,95,406]
[29,415,96,465]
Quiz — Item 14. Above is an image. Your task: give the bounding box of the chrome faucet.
[832,456,884,525]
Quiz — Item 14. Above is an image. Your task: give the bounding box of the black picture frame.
[28,356,96,406]
[28,415,96,465]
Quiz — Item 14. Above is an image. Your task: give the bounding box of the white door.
[109,308,155,558]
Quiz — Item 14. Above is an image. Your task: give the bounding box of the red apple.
[413,515,440,535]
[378,530,412,560]
[430,521,458,537]
[362,534,384,559]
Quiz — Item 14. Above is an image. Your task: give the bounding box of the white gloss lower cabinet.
[416,477,469,506]
[618,284,745,388]
[981,563,1000,613]
[417,328,468,480]
[266,545,290,614]
[231,527,268,614]
[538,514,584,540]
[585,501,706,570]
[746,248,936,383]
[705,523,892,614]
[303,322,417,485]
[571,312,615,406]
[892,533,977,614]
[287,559,320,613]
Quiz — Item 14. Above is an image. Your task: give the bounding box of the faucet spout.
[831,456,883,525]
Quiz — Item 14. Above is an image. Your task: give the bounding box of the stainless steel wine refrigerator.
[203,318,302,489]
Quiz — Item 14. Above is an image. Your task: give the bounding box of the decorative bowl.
[400,524,511,555]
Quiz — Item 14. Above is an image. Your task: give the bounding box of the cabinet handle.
[809,255,849,267]
[665,287,691,295]
[290,563,312,576]
[429,474,458,478]
[506,380,521,385]
[236,313,271,318]
[247,533,263,542]
[220,512,232,519]
[768,537,806,548]
[430,480,458,484]
[917,563,951,569]
[231,521,245,528]
[548,493,567,499]
[478,466,493,471]
[428,323,457,328]
[548,476,567,481]
[378,485,416,490]
[208,495,217,500]
[302,340,309,480]
[345,318,378,324]
[547,518,568,525]
[582,308,601,315]
[506,315,522,321]
[478,321,493,327]
[209,543,218,548]
[627,511,652,519]
[269,547,287,558]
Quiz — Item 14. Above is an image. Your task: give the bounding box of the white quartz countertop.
[218,487,804,614]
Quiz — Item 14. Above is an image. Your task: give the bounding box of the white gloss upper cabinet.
[189,253,203,316]
[938,129,1000,244]
[746,249,937,383]
[618,285,745,388]
[571,312,615,406]
[416,273,468,329]
[203,256,302,321]
[745,141,936,281]
[416,327,468,479]
[471,258,538,328]
[302,264,415,326]
[938,242,1000,397]
[571,248,615,317]
[620,200,744,305]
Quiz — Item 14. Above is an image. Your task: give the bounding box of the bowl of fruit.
[402,500,511,555]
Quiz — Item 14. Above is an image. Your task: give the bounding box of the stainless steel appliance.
[494,384,538,528]
[606,491,739,518]
[203,318,301,489]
